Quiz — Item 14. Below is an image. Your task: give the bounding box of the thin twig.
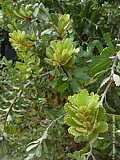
[100,80,112,104]
[87,143,96,160]
[5,89,22,121]
[39,71,52,78]
[100,56,117,104]
[26,114,64,152]
[4,71,52,121]
[112,115,116,160]
[5,81,31,121]
[99,56,118,160]
[60,65,69,78]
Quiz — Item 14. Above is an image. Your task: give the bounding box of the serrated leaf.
[33,7,39,17]
[103,32,114,49]
[26,143,38,152]
[113,74,120,86]
[117,51,120,60]
[89,47,113,76]
[35,145,42,157]
[95,121,108,133]
[100,76,110,88]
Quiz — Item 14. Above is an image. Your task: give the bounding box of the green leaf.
[89,47,113,76]
[95,121,108,133]
[103,32,114,49]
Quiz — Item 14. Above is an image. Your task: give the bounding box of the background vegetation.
[0,0,120,160]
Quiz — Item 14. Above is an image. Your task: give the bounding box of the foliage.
[0,0,120,160]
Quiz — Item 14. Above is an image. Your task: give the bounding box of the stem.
[27,114,64,148]
[100,80,112,104]
[87,143,96,160]
[4,71,52,121]
[112,115,116,160]
[5,89,22,121]
[60,65,69,78]
[5,81,31,121]
[100,56,117,104]
[98,57,118,160]
[39,71,51,78]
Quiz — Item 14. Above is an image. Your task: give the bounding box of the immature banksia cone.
[9,30,35,50]
[45,38,79,67]
[64,90,108,142]
[54,14,72,38]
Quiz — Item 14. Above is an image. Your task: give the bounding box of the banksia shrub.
[64,90,108,142]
